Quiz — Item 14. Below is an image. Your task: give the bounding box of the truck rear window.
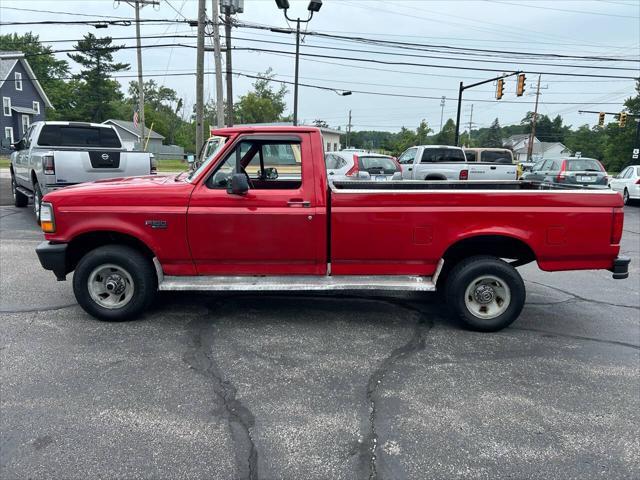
[358,156,398,174]
[482,151,513,164]
[421,148,466,163]
[38,125,122,148]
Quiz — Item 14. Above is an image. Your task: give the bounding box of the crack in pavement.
[527,280,640,310]
[513,326,640,350]
[348,297,434,480]
[183,296,259,480]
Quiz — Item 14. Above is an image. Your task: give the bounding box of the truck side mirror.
[228,173,249,195]
[13,139,25,151]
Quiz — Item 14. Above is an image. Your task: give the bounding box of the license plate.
[581,176,595,182]
[375,175,388,181]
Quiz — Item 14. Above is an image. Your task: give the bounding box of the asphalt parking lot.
[1,175,639,479]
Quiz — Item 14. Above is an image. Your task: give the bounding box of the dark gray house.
[1,51,53,148]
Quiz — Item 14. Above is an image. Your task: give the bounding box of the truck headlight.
[40,202,56,233]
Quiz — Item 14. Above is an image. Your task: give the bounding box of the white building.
[503,134,572,162]
[234,122,342,152]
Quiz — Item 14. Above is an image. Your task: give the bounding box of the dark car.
[521,157,609,188]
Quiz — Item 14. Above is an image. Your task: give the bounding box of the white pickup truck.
[10,121,156,222]
[398,145,518,181]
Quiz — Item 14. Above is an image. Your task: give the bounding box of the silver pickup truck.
[398,145,518,181]
[10,121,155,222]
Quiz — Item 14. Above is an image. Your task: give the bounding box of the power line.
[484,0,640,19]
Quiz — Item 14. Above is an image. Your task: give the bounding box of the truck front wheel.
[73,245,157,321]
[445,255,525,332]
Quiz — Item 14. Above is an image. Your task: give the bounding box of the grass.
[157,159,188,172]
[0,156,10,169]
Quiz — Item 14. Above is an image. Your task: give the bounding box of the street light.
[275,0,322,126]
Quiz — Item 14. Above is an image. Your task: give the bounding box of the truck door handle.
[408,167,413,171]
[490,166,497,170]
[288,199,311,208]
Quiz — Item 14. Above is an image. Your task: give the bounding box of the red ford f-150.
[35,126,630,331]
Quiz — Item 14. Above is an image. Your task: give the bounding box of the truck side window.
[483,151,512,164]
[465,150,477,162]
[209,139,302,190]
[398,148,417,165]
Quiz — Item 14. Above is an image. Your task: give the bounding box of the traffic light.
[516,74,526,97]
[496,79,504,100]
[598,112,605,127]
[619,112,627,128]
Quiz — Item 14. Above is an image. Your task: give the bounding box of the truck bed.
[331,180,610,191]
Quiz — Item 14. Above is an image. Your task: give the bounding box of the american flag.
[133,110,139,129]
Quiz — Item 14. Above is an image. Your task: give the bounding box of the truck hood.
[43,174,194,207]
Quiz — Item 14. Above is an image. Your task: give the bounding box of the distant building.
[503,134,571,162]
[0,51,53,149]
[228,122,343,152]
[102,119,165,152]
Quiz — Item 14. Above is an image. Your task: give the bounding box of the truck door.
[187,133,326,275]
[15,124,36,185]
[398,147,419,179]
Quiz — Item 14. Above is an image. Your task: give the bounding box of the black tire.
[445,255,526,332]
[11,173,28,207]
[33,182,42,224]
[73,245,157,321]
[623,188,629,205]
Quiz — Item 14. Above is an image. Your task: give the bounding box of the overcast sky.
[1,0,639,133]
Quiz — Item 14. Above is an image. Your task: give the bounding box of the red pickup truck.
[36,126,630,331]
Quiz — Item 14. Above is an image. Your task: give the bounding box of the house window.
[333,143,338,151]
[4,127,14,144]
[326,142,331,152]
[2,97,10,116]
[21,114,30,134]
[15,72,22,91]
[33,101,40,115]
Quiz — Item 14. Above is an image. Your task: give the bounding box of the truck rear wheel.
[11,174,28,207]
[445,255,525,332]
[33,182,42,224]
[73,245,157,321]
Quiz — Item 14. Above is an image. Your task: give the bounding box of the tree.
[434,118,456,145]
[0,32,74,118]
[603,80,639,172]
[485,118,503,147]
[416,119,432,145]
[67,33,129,122]
[565,125,606,161]
[234,69,289,124]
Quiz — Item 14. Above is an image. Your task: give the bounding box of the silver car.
[609,165,640,204]
[325,151,402,181]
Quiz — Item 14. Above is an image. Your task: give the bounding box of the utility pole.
[526,74,542,162]
[440,96,445,132]
[124,0,159,148]
[195,0,206,155]
[346,109,352,148]
[224,13,234,126]
[211,0,225,128]
[468,104,474,146]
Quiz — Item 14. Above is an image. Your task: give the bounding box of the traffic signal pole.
[454,70,520,146]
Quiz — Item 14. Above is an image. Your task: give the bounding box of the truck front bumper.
[609,256,630,280]
[36,241,68,281]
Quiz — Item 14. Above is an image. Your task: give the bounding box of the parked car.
[325,151,401,181]
[520,157,609,188]
[399,145,518,181]
[10,121,155,222]
[35,126,629,332]
[609,165,640,204]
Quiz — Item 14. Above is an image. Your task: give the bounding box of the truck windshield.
[38,125,122,148]
[188,136,228,181]
[421,148,466,163]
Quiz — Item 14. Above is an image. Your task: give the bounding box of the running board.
[158,275,436,292]
[16,186,34,199]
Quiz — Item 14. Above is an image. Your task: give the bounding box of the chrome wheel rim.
[88,264,135,309]
[11,177,16,201]
[464,275,511,320]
